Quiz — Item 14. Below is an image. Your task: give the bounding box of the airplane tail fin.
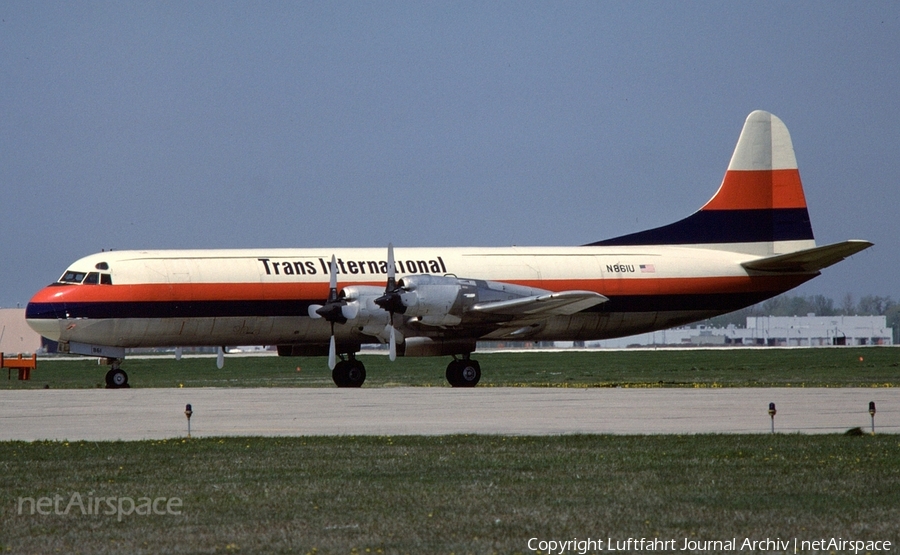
[589,110,816,256]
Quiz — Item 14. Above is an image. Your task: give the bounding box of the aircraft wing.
[470,290,608,318]
[741,240,873,273]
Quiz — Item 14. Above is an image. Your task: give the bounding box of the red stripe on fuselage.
[530,274,811,296]
[28,282,332,303]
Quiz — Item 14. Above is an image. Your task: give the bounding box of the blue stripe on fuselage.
[25,289,796,321]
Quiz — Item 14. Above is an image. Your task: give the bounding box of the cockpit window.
[58,271,113,285]
[60,271,87,283]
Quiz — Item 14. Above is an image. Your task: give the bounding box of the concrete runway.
[1,387,897,440]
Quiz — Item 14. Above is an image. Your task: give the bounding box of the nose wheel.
[446,358,480,387]
[104,360,129,389]
[332,356,366,388]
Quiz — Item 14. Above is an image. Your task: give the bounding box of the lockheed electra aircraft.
[26,111,872,388]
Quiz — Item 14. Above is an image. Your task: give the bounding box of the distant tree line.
[703,294,900,342]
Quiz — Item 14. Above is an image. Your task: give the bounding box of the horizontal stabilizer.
[741,240,873,273]
[472,291,608,317]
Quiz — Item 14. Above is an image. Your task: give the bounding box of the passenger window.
[101,273,113,285]
[83,272,100,285]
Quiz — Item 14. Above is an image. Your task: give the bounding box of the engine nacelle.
[341,285,392,325]
[395,275,469,326]
[395,275,553,327]
[339,276,557,338]
[340,285,394,341]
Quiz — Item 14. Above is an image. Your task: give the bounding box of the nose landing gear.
[446,356,480,387]
[332,355,366,388]
[104,358,129,389]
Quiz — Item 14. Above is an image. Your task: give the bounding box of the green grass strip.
[2,434,899,554]
[4,347,898,389]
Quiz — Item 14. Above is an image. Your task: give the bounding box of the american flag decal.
[640,264,655,273]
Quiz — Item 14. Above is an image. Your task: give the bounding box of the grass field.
[2,434,898,554]
[3,346,898,389]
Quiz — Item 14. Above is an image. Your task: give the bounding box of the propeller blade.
[328,334,336,370]
[308,305,324,319]
[386,243,396,290]
[216,346,225,369]
[328,255,338,293]
[389,324,397,361]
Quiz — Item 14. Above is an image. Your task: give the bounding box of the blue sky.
[1,2,897,307]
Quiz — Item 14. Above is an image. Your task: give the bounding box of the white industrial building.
[589,315,893,348]
[741,315,892,346]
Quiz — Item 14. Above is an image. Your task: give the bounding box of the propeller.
[308,255,355,369]
[375,244,406,316]
[374,244,404,361]
[309,248,406,366]
[308,256,344,322]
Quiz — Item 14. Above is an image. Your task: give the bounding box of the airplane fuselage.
[26,245,813,351]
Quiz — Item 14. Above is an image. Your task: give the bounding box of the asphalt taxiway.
[1,387,896,440]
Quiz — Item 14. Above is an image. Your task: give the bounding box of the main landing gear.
[329,353,481,388]
[332,355,366,388]
[104,358,129,389]
[446,356,481,387]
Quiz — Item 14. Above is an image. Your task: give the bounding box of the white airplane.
[26,111,872,388]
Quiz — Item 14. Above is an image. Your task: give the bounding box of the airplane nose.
[25,287,68,340]
[26,285,69,316]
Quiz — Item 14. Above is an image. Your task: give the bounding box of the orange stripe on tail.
[702,168,808,211]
